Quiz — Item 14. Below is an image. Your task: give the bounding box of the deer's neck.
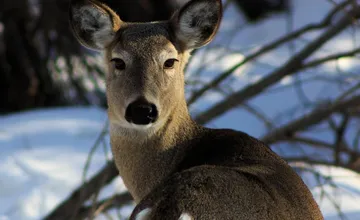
[110,100,198,202]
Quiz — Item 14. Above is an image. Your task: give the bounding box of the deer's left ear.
[172,0,222,50]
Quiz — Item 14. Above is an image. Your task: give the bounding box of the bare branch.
[287,156,360,175]
[279,135,360,158]
[261,95,360,144]
[281,136,334,149]
[300,47,360,70]
[187,0,353,106]
[194,6,360,125]
[43,162,119,220]
[334,114,349,165]
[286,157,341,167]
[242,103,274,129]
[75,192,133,220]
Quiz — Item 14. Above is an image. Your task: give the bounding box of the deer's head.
[69,0,222,136]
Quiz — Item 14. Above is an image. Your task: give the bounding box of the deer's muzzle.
[125,98,158,125]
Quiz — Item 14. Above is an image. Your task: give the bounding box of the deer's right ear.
[69,0,122,50]
[172,0,222,50]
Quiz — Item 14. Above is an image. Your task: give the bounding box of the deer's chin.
[110,118,164,136]
[127,122,156,131]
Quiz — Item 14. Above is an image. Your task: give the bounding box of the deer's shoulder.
[176,128,285,172]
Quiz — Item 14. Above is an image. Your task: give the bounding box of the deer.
[69,0,324,219]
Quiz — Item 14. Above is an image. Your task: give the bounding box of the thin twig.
[300,47,360,70]
[279,135,360,158]
[335,81,360,103]
[82,119,109,182]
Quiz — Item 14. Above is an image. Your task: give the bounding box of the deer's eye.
[164,59,178,69]
[111,58,126,70]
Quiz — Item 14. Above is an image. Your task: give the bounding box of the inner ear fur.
[69,0,122,50]
[172,0,222,50]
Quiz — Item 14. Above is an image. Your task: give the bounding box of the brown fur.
[69,0,324,219]
[130,129,323,219]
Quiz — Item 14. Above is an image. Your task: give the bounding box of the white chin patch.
[129,123,154,130]
[179,212,193,220]
[134,208,192,220]
[135,208,152,220]
[113,120,155,131]
[127,116,166,133]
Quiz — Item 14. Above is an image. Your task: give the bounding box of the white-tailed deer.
[69,0,324,219]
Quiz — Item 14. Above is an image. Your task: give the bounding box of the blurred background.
[1,0,360,219]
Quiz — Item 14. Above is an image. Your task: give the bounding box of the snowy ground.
[0,107,126,219]
[0,107,360,219]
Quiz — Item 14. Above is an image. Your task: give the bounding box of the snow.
[295,163,360,219]
[0,107,126,219]
[1,107,360,219]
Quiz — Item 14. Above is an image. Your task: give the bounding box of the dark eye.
[164,59,178,69]
[111,58,126,70]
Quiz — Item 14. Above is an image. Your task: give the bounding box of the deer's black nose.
[125,98,158,125]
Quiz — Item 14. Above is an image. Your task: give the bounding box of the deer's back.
[131,129,323,220]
